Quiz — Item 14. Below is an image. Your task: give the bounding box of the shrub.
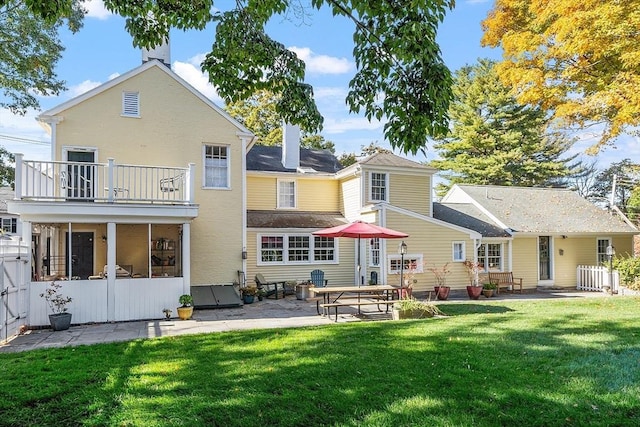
[613,257,640,290]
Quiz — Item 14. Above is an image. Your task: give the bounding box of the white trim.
[256,232,339,266]
[388,253,424,274]
[368,171,388,203]
[202,143,231,189]
[452,241,465,262]
[276,179,297,209]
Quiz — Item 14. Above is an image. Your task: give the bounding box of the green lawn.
[1,297,639,426]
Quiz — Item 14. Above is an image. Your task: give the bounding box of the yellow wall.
[247,175,339,211]
[54,65,246,284]
[388,173,431,216]
[339,175,361,219]
[385,211,474,292]
[511,237,539,289]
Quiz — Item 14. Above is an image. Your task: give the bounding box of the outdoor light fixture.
[606,245,615,292]
[399,241,407,288]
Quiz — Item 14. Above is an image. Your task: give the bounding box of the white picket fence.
[576,265,619,292]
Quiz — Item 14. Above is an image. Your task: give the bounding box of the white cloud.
[84,0,112,20]
[67,80,102,98]
[288,47,353,74]
[108,73,120,81]
[172,60,224,106]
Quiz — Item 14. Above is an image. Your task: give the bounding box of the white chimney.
[282,122,301,169]
[142,38,171,67]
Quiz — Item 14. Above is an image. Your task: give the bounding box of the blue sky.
[0,0,636,168]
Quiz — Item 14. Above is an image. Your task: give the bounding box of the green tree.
[337,152,357,168]
[0,147,15,187]
[360,141,392,156]
[226,89,335,151]
[431,59,580,194]
[592,159,640,211]
[482,0,640,152]
[17,0,454,155]
[0,0,85,114]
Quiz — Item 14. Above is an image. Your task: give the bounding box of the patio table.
[310,284,402,320]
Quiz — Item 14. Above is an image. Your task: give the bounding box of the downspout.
[238,132,254,276]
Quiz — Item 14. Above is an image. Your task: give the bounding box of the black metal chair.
[254,273,286,299]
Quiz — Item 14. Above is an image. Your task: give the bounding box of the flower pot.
[296,284,311,300]
[466,286,483,300]
[482,289,494,298]
[242,294,255,304]
[434,286,450,300]
[48,313,72,331]
[392,308,414,320]
[177,306,193,320]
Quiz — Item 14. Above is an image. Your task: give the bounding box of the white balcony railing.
[14,155,195,204]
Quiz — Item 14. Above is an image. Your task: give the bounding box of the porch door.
[65,232,94,279]
[539,236,551,280]
[66,151,95,200]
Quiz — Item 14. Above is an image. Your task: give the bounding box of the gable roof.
[37,60,253,137]
[358,152,434,171]
[433,202,510,237]
[443,184,637,234]
[246,145,343,174]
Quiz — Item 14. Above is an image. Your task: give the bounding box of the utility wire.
[0,133,49,146]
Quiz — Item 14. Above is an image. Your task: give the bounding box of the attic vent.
[297,166,317,174]
[122,91,140,117]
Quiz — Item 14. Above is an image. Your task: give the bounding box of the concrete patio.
[0,288,611,353]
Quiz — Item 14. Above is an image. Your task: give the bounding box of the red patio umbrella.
[313,221,409,286]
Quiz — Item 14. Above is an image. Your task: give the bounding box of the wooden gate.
[0,239,30,343]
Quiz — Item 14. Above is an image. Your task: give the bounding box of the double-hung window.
[369,238,380,266]
[452,241,465,262]
[278,179,296,208]
[596,238,612,265]
[477,243,502,271]
[388,254,423,274]
[204,145,229,188]
[259,234,335,264]
[370,172,387,202]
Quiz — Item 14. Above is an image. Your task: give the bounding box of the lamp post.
[399,241,407,289]
[606,245,615,293]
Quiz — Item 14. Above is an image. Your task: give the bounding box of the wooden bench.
[320,300,400,322]
[488,271,523,294]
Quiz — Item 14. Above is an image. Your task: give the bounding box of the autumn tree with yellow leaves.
[482,0,640,153]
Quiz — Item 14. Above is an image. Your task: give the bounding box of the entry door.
[539,236,551,280]
[66,151,95,200]
[65,232,94,279]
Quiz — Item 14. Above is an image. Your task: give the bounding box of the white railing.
[15,155,195,205]
[576,265,619,292]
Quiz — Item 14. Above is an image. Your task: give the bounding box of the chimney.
[282,122,300,169]
[142,37,171,68]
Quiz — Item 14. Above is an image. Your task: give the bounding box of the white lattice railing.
[576,265,619,292]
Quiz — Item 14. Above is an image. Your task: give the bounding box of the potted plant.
[257,287,267,301]
[463,259,483,300]
[427,262,451,300]
[39,281,73,331]
[482,281,497,298]
[392,297,442,320]
[177,294,194,320]
[241,286,258,304]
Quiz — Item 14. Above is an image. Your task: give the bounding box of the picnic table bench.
[320,299,400,322]
[488,271,523,294]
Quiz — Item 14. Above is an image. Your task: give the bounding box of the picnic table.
[310,284,401,321]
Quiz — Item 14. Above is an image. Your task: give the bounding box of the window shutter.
[122,92,139,116]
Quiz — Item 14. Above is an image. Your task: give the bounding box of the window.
[369,238,380,266]
[288,236,309,262]
[204,145,229,188]
[388,254,423,274]
[597,238,612,265]
[314,237,335,261]
[477,243,502,271]
[278,180,296,208]
[260,236,284,262]
[0,218,16,234]
[370,172,387,201]
[452,241,465,262]
[258,234,336,264]
[122,91,140,117]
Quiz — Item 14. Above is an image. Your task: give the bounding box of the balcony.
[14,154,195,205]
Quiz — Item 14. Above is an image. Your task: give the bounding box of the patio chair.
[309,269,328,314]
[254,273,286,299]
[310,269,328,287]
